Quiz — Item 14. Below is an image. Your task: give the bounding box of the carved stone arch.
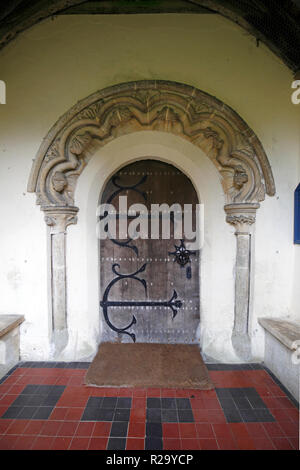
[28,80,275,210]
[27,80,276,361]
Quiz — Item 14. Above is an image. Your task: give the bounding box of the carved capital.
[43,206,79,234]
[224,203,260,234]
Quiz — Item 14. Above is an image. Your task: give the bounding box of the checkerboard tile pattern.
[0,362,298,450]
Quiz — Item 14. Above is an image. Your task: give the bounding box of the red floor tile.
[31,436,56,450]
[181,438,200,450]
[235,436,256,450]
[163,423,180,438]
[13,435,35,450]
[128,422,145,438]
[5,419,29,435]
[195,423,214,439]
[40,420,62,437]
[69,437,90,450]
[163,438,182,450]
[263,422,286,438]
[0,435,19,450]
[93,422,111,437]
[245,422,268,439]
[179,423,197,439]
[217,437,238,450]
[75,422,95,437]
[253,437,275,450]
[89,437,108,450]
[212,423,234,439]
[51,437,72,450]
[199,438,219,450]
[126,438,145,450]
[23,420,45,435]
[57,421,79,437]
[271,437,294,450]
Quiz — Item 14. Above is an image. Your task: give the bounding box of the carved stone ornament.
[225,203,260,234]
[28,80,276,216]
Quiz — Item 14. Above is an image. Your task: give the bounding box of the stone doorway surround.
[27,80,275,360]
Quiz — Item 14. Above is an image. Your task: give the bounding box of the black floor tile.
[219,398,238,410]
[116,397,131,408]
[110,421,128,438]
[223,408,242,423]
[107,438,126,450]
[176,398,192,410]
[32,407,53,420]
[1,406,21,419]
[102,397,118,409]
[81,407,101,421]
[239,409,260,422]
[86,397,103,408]
[145,437,163,450]
[18,406,39,419]
[113,409,131,421]
[146,422,162,437]
[146,408,162,423]
[178,409,194,423]
[161,409,178,423]
[161,398,176,409]
[253,409,275,422]
[233,397,252,410]
[147,398,161,409]
[215,388,232,399]
[97,409,115,421]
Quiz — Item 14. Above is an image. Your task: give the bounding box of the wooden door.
[99,160,200,344]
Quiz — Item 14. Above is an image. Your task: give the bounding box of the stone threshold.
[258,317,300,350]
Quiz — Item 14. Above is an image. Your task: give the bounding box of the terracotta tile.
[147,388,161,397]
[0,435,19,450]
[132,388,146,397]
[235,437,255,450]
[23,420,45,435]
[89,437,108,450]
[128,422,145,438]
[196,423,214,439]
[75,422,95,437]
[162,423,180,438]
[40,420,62,437]
[191,409,209,422]
[51,437,72,450]
[126,438,145,450]
[181,438,200,450]
[69,437,90,450]
[132,397,146,409]
[160,389,176,398]
[212,423,233,439]
[278,420,299,437]
[202,398,221,409]
[179,423,197,439]
[271,437,294,450]
[175,390,192,398]
[190,398,205,409]
[253,437,275,450]
[163,438,182,450]
[49,407,68,421]
[288,437,300,450]
[229,422,250,439]
[13,435,35,450]
[57,421,79,437]
[31,436,55,450]
[118,388,133,397]
[245,423,268,438]
[263,422,286,438]
[198,438,219,450]
[217,437,238,450]
[6,419,29,435]
[284,408,300,423]
[93,422,111,437]
[0,419,13,434]
[65,407,84,421]
[130,408,146,422]
[207,410,226,423]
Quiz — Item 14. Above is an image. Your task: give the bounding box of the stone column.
[224,203,259,361]
[43,206,79,358]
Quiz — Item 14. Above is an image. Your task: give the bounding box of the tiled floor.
[0,362,298,450]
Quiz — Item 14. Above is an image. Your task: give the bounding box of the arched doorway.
[99,159,200,344]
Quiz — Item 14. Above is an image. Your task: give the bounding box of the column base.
[231,331,252,362]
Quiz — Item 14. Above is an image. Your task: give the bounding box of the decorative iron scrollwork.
[100,263,182,342]
[168,239,196,267]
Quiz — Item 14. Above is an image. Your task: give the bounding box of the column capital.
[43,206,79,234]
[224,203,260,234]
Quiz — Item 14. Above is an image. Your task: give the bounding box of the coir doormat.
[84,342,214,389]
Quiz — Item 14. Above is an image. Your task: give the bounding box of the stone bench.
[0,315,24,379]
[258,317,300,401]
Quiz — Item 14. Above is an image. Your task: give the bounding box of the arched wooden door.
[99,159,200,344]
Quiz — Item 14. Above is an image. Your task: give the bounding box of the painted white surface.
[0,14,299,361]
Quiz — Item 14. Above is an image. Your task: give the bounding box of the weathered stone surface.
[0,314,24,339]
[258,317,300,351]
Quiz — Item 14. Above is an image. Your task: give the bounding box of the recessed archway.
[27,80,276,361]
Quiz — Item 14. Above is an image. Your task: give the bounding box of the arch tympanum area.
[28,80,275,360]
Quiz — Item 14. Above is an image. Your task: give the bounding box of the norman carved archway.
[27,80,275,360]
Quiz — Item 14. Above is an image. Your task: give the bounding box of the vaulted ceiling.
[0,0,299,74]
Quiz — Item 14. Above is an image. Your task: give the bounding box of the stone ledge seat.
[258,317,300,401]
[0,314,24,379]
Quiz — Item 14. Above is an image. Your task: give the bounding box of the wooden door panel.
[100,160,199,344]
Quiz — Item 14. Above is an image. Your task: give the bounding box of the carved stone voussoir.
[28,80,275,212]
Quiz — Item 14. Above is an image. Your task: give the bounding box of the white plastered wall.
[0,13,299,361]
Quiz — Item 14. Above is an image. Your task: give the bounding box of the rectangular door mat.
[84,343,214,390]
